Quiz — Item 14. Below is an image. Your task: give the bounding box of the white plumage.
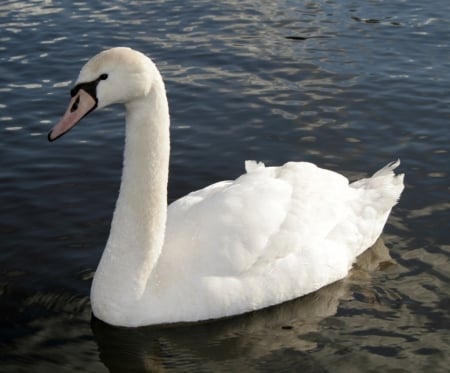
[49,47,404,327]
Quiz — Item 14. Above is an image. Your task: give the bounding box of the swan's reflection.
[92,238,393,372]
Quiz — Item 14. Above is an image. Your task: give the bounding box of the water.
[1,0,449,371]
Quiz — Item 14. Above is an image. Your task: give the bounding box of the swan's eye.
[99,73,108,80]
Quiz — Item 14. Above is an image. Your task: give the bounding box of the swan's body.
[49,47,404,327]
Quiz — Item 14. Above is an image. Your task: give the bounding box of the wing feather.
[163,162,353,278]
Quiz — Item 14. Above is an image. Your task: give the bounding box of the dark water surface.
[1,0,449,371]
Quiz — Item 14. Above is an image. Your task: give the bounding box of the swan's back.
[145,160,403,324]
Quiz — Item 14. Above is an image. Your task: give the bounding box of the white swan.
[48,47,404,327]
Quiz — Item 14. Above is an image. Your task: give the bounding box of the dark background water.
[1,0,449,372]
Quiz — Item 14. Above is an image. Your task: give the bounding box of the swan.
[48,47,404,327]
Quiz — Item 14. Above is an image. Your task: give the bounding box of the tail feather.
[343,160,405,258]
[350,160,404,211]
[372,159,401,178]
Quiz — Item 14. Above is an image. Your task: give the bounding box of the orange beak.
[48,89,97,141]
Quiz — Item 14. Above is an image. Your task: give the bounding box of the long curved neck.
[92,74,170,313]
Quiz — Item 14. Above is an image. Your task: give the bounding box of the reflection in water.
[92,239,392,372]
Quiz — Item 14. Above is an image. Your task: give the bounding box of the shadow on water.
[91,239,393,372]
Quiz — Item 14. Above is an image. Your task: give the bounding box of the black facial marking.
[71,80,98,100]
[71,96,80,112]
[70,73,108,100]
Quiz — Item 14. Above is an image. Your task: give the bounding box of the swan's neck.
[92,74,170,313]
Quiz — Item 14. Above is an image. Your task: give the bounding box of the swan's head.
[48,47,156,141]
